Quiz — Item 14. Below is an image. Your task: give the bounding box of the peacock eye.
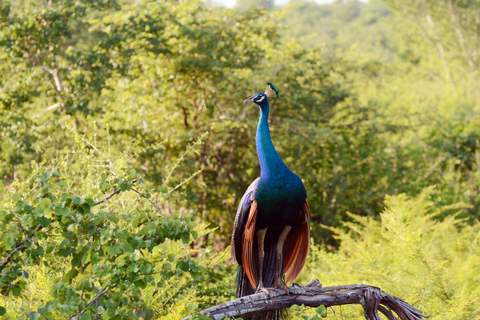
[255,95,265,103]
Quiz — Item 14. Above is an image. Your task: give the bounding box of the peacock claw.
[274,283,290,294]
[255,287,272,297]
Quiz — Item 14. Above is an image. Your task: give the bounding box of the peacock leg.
[274,225,292,291]
[255,228,267,294]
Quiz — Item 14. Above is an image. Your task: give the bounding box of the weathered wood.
[184,280,429,320]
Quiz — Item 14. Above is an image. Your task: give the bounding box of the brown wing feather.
[242,199,258,289]
[231,178,259,264]
[283,200,311,284]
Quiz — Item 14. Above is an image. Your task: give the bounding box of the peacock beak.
[244,95,255,106]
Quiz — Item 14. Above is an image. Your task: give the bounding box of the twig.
[95,180,137,206]
[0,227,42,271]
[131,187,163,216]
[167,169,202,195]
[164,133,207,185]
[183,280,429,320]
[1,243,26,269]
[95,188,122,206]
[69,285,117,319]
[34,102,62,118]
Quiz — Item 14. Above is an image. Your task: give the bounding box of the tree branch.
[131,187,164,216]
[95,180,137,206]
[184,280,429,320]
[69,285,117,319]
[0,242,26,270]
[95,188,122,206]
[0,226,43,271]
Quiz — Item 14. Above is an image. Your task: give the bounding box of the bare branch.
[184,281,429,320]
[34,102,62,118]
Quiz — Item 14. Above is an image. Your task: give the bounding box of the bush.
[0,139,231,319]
[299,188,480,319]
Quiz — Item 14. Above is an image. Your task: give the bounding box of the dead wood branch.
[186,280,428,320]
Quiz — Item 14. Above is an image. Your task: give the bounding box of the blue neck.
[256,104,290,180]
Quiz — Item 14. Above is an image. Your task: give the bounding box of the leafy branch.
[68,285,117,320]
[0,226,42,272]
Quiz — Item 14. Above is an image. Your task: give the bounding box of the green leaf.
[26,312,40,320]
[134,279,146,289]
[132,250,140,261]
[128,169,137,179]
[140,263,152,274]
[177,261,189,272]
[43,207,53,218]
[81,203,91,214]
[99,180,108,191]
[181,234,190,244]
[315,305,327,316]
[6,234,16,250]
[160,185,168,193]
[39,171,52,181]
[72,257,81,267]
[39,198,51,208]
[52,167,60,177]
[72,196,84,205]
[0,306,6,315]
[129,264,139,273]
[132,217,139,228]
[191,230,198,240]
[12,285,22,296]
[37,216,52,228]
[35,246,45,256]
[80,312,92,320]
[107,246,118,256]
[12,193,22,202]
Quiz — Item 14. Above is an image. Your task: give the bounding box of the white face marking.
[255,95,265,102]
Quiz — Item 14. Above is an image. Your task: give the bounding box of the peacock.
[231,83,311,318]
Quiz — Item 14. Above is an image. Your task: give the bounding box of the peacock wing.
[231,178,259,265]
[283,199,311,284]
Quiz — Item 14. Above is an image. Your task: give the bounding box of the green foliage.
[289,304,327,320]
[1,0,396,244]
[282,0,397,57]
[300,189,480,319]
[0,140,231,319]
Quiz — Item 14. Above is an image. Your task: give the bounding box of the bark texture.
[184,280,429,320]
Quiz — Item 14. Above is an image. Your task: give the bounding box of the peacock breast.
[253,172,306,230]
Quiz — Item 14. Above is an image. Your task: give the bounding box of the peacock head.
[244,82,280,111]
[244,93,269,109]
